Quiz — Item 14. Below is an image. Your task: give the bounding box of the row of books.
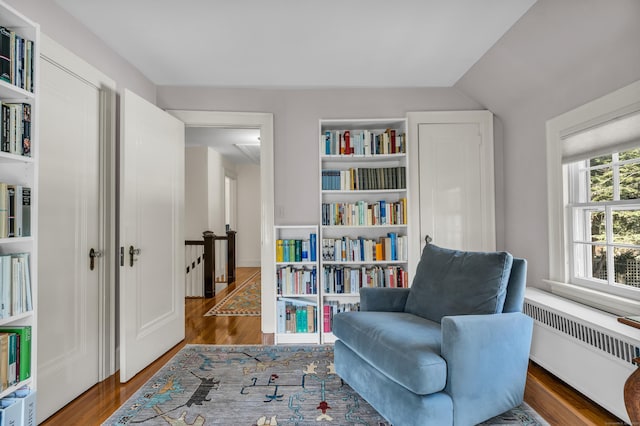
[276,265,317,296]
[323,129,406,156]
[0,387,35,425]
[1,103,32,157]
[0,184,31,238]
[0,253,32,318]
[0,327,31,390]
[322,198,407,226]
[321,166,406,191]
[275,233,317,263]
[322,265,408,294]
[323,302,360,333]
[276,298,317,334]
[321,233,408,262]
[0,27,35,93]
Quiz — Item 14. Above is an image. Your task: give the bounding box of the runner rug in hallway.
[205,271,261,317]
[103,344,549,426]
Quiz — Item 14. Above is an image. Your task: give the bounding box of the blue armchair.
[333,243,533,426]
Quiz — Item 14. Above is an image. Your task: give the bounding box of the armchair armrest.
[441,312,533,426]
[359,287,410,312]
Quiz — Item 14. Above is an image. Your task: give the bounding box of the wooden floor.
[42,267,626,425]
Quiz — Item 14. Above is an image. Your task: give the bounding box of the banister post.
[226,230,237,285]
[203,231,215,298]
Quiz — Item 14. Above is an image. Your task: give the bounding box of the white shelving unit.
[274,225,320,344]
[319,118,409,343]
[0,0,39,408]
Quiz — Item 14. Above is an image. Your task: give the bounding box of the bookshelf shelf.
[274,225,320,344]
[0,0,38,412]
[319,118,410,344]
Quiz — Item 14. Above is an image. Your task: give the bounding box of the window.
[546,79,640,315]
[567,148,640,296]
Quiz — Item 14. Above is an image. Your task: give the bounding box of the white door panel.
[418,123,484,250]
[37,57,101,419]
[407,111,495,274]
[120,89,185,382]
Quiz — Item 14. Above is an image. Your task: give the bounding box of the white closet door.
[119,89,185,382]
[37,39,111,421]
[407,111,495,275]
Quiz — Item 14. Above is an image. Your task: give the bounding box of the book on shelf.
[323,301,360,333]
[321,198,407,226]
[0,330,22,390]
[275,232,317,263]
[321,167,406,191]
[322,128,406,156]
[0,253,32,318]
[276,265,317,295]
[5,185,28,238]
[322,264,408,293]
[0,327,30,382]
[0,26,34,93]
[276,298,317,334]
[320,235,408,262]
[0,103,31,157]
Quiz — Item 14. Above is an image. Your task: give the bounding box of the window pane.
[590,166,613,201]
[613,209,640,244]
[591,245,608,281]
[590,154,612,167]
[574,243,607,281]
[619,148,640,162]
[589,210,606,242]
[613,247,640,289]
[619,162,640,200]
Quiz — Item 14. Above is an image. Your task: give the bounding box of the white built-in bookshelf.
[274,225,320,344]
[319,118,409,343]
[0,0,38,420]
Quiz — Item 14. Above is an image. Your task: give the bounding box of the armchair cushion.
[332,311,446,395]
[404,244,514,322]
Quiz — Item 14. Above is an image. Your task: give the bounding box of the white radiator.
[525,288,639,424]
[185,244,205,297]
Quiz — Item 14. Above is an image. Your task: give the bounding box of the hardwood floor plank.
[41,266,626,425]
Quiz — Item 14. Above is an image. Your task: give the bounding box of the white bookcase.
[319,118,409,343]
[0,0,39,408]
[274,225,320,344]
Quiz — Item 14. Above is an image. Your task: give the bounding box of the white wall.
[8,0,156,102]
[236,164,261,267]
[156,87,484,225]
[455,0,640,289]
[184,146,209,240]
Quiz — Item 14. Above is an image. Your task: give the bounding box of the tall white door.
[37,38,114,421]
[119,89,185,382]
[407,111,495,272]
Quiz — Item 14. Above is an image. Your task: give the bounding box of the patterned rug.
[103,345,549,426]
[205,271,261,317]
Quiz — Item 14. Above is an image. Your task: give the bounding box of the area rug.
[103,345,549,426]
[205,271,261,317]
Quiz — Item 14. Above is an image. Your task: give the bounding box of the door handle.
[424,235,432,244]
[89,248,103,271]
[129,245,141,267]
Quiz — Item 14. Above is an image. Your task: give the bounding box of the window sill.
[544,279,640,317]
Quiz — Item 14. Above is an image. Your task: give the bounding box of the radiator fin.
[523,302,639,365]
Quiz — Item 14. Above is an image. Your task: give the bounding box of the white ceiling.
[54,0,536,163]
[185,127,261,165]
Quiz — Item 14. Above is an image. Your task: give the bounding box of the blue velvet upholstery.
[332,245,533,426]
[404,244,514,322]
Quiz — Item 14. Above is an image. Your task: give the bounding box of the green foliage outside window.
[588,148,640,286]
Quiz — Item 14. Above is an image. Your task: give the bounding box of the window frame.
[546,80,640,316]
[566,156,640,297]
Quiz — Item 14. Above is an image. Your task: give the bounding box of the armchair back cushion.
[404,244,514,323]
